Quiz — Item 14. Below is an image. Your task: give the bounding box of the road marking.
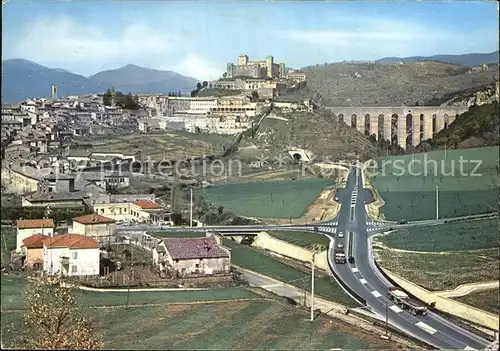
[359,278,367,284]
[333,228,337,234]
[389,305,403,313]
[351,267,359,272]
[463,346,477,350]
[371,290,382,297]
[415,321,437,335]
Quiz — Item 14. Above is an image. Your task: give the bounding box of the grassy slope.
[200,179,333,218]
[1,299,395,350]
[374,248,499,291]
[223,239,356,307]
[371,146,498,220]
[454,288,499,315]
[268,231,330,250]
[377,218,498,252]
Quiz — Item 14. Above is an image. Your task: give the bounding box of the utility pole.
[310,249,316,321]
[435,185,439,220]
[190,187,193,227]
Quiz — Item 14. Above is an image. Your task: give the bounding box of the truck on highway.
[388,287,428,315]
[334,249,346,264]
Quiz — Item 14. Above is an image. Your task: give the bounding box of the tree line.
[190,81,209,97]
[102,87,140,109]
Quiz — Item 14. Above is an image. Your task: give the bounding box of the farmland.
[75,131,233,161]
[370,146,498,220]
[454,288,499,315]
[268,231,330,250]
[201,179,332,218]
[0,298,397,350]
[374,248,499,291]
[223,239,356,307]
[376,218,498,252]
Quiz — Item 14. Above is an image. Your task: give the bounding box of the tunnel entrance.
[292,153,302,161]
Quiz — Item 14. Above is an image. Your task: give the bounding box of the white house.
[16,219,54,252]
[42,234,100,277]
[72,213,116,237]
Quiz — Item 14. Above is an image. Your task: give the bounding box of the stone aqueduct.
[326,106,468,149]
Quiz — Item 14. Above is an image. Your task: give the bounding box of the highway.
[329,166,490,350]
[115,168,495,349]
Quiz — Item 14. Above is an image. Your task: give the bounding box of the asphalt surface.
[115,169,496,349]
[327,166,490,350]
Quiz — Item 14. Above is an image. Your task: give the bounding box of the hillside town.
[1,1,499,349]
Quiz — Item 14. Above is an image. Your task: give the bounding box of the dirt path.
[435,281,499,298]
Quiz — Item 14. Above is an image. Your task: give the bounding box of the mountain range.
[376,50,498,67]
[2,51,498,104]
[1,59,198,104]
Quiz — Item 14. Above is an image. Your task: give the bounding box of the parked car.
[337,243,344,249]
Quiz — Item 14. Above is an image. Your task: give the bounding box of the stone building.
[152,236,231,276]
[226,54,286,79]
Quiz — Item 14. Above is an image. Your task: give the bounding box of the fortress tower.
[51,84,57,100]
[266,56,274,78]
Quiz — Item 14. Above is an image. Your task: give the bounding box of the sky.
[2,1,498,80]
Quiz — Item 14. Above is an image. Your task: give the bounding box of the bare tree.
[23,276,103,349]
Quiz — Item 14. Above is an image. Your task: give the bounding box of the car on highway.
[338,231,344,238]
[398,219,408,224]
[337,243,344,249]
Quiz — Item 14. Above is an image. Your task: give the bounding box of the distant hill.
[1,59,101,104]
[1,59,199,104]
[88,64,197,95]
[376,51,498,67]
[303,60,498,107]
[424,101,499,150]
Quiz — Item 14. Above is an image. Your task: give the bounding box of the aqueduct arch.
[327,106,465,149]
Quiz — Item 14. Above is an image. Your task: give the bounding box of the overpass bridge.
[326,106,467,149]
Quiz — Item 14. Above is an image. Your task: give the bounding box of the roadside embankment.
[363,169,385,220]
[380,267,499,334]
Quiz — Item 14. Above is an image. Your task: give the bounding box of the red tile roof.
[134,200,161,209]
[22,234,49,249]
[73,213,115,225]
[16,219,55,229]
[162,237,229,260]
[42,234,99,249]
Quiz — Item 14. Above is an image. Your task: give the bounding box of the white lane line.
[351,267,359,272]
[415,321,437,335]
[371,290,382,297]
[463,346,477,350]
[359,278,367,284]
[333,228,337,234]
[389,305,403,313]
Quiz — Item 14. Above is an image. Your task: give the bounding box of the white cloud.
[165,55,222,81]
[280,17,446,45]
[8,17,173,67]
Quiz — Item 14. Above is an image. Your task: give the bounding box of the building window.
[195,264,200,268]
[175,259,179,263]
[72,252,78,259]
[71,265,78,273]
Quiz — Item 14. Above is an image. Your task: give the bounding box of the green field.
[375,248,499,291]
[370,146,498,220]
[201,179,332,218]
[0,299,386,350]
[268,231,330,250]
[0,276,259,311]
[377,218,498,252]
[454,288,499,315]
[224,239,356,307]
